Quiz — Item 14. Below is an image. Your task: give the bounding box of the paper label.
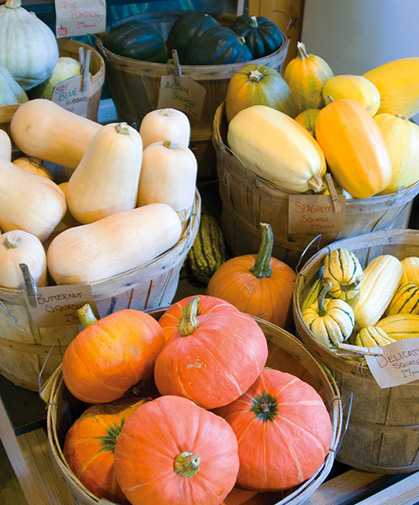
[288,194,346,234]
[51,75,90,117]
[23,284,99,328]
[364,338,419,388]
[158,75,206,122]
[55,0,106,38]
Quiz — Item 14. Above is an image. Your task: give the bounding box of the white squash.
[0,230,47,288]
[227,105,327,193]
[13,156,53,179]
[140,108,191,149]
[0,0,59,90]
[47,203,182,285]
[0,63,28,105]
[0,158,66,242]
[0,129,12,161]
[66,122,143,224]
[137,140,197,221]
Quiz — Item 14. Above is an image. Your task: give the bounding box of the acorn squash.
[230,15,283,59]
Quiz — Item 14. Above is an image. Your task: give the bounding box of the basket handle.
[38,339,64,403]
[335,392,353,454]
[171,49,182,85]
[268,10,293,35]
[20,263,38,307]
[295,234,323,273]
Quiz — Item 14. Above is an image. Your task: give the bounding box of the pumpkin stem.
[174,451,200,478]
[249,15,259,28]
[248,69,264,82]
[318,282,332,317]
[297,41,310,61]
[162,140,179,149]
[178,297,200,336]
[115,123,130,135]
[249,223,273,279]
[77,303,98,329]
[29,157,44,168]
[323,94,335,105]
[250,391,278,422]
[3,233,22,249]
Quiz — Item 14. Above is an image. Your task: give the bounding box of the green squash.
[166,12,220,63]
[104,20,167,63]
[0,63,28,106]
[231,15,283,59]
[186,211,227,284]
[185,26,253,65]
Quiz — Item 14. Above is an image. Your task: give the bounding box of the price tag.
[364,338,419,388]
[55,0,106,38]
[23,284,99,328]
[51,75,90,117]
[158,75,206,122]
[288,194,346,234]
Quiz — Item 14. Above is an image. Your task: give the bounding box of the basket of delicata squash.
[293,228,419,474]
[0,99,200,391]
[45,294,343,505]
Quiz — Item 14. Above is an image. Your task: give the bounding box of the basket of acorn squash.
[293,228,419,475]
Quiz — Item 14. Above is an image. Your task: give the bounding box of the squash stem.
[297,41,310,61]
[308,174,324,193]
[29,157,44,168]
[5,0,21,8]
[162,140,179,149]
[77,303,98,329]
[249,69,264,82]
[115,123,130,135]
[3,234,22,249]
[178,297,200,336]
[249,15,259,28]
[174,451,200,478]
[249,223,273,279]
[318,282,332,317]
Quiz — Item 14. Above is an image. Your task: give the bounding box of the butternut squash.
[315,98,392,198]
[66,122,143,224]
[47,203,182,285]
[374,113,419,194]
[227,105,326,193]
[0,129,11,161]
[349,255,403,331]
[0,158,66,242]
[139,108,190,149]
[10,99,102,169]
[0,229,47,288]
[137,140,197,223]
[12,156,53,179]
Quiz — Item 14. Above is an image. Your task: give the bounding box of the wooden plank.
[355,472,419,505]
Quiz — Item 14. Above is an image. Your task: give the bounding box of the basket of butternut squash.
[0,99,200,392]
[293,228,419,475]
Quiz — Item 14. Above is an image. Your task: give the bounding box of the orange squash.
[64,396,148,504]
[315,98,392,198]
[207,223,296,330]
[62,305,165,404]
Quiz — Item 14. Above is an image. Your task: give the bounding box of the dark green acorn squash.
[185,26,253,65]
[231,15,283,59]
[104,20,167,63]
[166,12,220,63]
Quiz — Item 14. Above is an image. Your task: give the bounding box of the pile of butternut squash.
[301,248,419,353]
[225,43,419,198]
[0,100,198,288]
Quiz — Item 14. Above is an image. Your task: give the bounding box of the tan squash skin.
[0,158,66,242]
[47,203,182,285]
[0,229,47,289]
[13,156,53,179]
[10,99,102,169]
[0,129,12,161]
[139,108,191,149]
[66,122,143,224]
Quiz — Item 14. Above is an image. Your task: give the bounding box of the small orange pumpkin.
[62,305,165,404]
[207,223,296,330]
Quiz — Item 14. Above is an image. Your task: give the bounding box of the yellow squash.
[315,98,392,198]
[294,108,320,137]
[227,105,326,193]
[376,314,419,340]
[354,326,395,348]
[386,282,419,316]
[400,257,419,285]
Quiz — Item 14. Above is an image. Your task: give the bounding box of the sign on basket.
[55,0,106,38]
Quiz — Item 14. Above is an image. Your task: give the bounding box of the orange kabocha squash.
[214,368,332,491]
[114,395,240,505]
[283,41,333,114]
[207,223,296,330]
[315,98,392,198]
[64,396,149,504]
[62,305,165,404]
[154,294,268,409]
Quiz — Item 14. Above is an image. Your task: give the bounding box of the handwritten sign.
[23,284,99,328]
[288,194,346,234]
[51,75,90,117]
[364,338,419,388]
[158,75,206,122]
[55,0,106,38]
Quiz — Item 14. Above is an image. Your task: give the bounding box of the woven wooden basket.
[212,101,419,269]
[0,38,105,136]
[46,315,343,505]
[0,191,200,392]
[293,228,419,474]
